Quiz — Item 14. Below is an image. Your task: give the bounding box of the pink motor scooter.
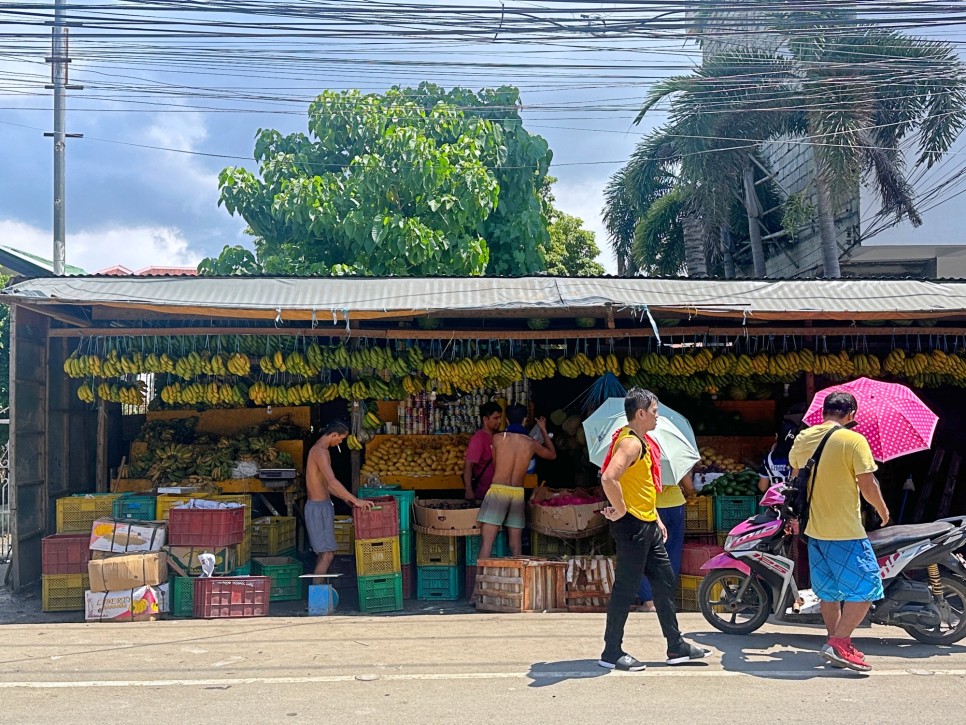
[698,484,966,645]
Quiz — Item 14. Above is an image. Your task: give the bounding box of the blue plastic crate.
[112,494,157,521]
[466,531,508,566]
[400,530,412,566]
[359,487,416,531]
[416,565,464,601]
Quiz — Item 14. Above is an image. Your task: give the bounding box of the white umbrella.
[582,398,700,484]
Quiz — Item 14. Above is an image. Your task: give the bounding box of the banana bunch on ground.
[160,381,248,407]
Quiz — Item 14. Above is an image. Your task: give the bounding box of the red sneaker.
[846,638,865,658]
[821,637,871,672]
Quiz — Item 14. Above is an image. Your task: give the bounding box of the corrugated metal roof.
[3,275,966,321]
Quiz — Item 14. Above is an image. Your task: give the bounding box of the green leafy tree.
[203,84,552,276]
[544,213,605,277]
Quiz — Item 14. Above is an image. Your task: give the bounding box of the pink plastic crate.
[192,576,270,618]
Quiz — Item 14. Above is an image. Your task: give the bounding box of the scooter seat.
[867,522,954,552]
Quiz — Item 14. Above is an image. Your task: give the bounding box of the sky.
[1,2,965,276]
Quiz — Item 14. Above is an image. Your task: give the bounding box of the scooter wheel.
[903,575,966,646]
[699,569,771,635]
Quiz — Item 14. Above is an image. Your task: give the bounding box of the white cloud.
[552,178,619,274]
[140,110,220,213]
[0,218,203,273]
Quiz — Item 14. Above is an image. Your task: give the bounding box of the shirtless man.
[477,404,556,559]
[305,421,374,578]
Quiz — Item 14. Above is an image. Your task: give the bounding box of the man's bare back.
[491,418,556,486]
[306,440,334,502]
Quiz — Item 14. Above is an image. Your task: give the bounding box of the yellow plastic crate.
[42,573,89,612]
[334,515,354,555]
[684,496,714,535]
[676,574,723,613]
[354,536,401,576]
[415,531,461,566]
[251,516,296,556]
[156,493,211,520]
[55,494,124,533]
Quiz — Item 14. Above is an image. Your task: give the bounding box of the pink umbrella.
[803,377,938,462]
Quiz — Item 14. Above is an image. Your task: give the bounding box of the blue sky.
[1,2,964,275]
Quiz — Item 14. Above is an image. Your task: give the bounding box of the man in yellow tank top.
[598,388,712,672]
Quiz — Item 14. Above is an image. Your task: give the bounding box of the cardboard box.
[85,584,168,622]
[88,552,168,592]
[529,487,607,534]
[163,544,238,577]
[414,499,480,531]
[89,518,166,554]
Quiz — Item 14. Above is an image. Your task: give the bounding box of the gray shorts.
[305,500,336,553]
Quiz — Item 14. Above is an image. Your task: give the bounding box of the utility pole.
[45,0,82,276]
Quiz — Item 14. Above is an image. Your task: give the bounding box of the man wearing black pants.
[598,388,712,671]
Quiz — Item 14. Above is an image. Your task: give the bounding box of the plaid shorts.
[807,537,884,603]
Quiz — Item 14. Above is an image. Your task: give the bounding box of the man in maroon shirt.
[463,401,503,502]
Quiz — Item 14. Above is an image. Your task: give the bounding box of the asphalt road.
[0,612,963,724]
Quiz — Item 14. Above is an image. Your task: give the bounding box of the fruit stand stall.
[3,275,966,619]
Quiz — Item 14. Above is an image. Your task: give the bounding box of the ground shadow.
[526,659,610,688]
[688,626,966,680]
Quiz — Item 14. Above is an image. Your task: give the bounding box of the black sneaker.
[666,642,713,665]
[597,654,647,672]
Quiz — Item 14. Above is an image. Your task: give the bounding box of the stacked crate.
[167,500,249,618]
[415,531,464,601]
[359,486,416,598]
[44,494,125,611]
[465,531,508,599]
[251,516,297,557]
[678,496,717,608]
[354,496,403,613]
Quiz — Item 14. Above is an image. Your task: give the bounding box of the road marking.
[1,668,965,688]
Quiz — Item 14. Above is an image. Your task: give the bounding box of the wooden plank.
[913,449,946,523]
[937,453,962,519]
[96,400,108,493]
[145,406,310,435]
[46,324,966,340]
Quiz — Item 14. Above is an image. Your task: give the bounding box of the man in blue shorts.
[789,392,890,672]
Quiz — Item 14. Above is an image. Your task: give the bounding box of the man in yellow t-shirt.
[597,388,711,672]
[789,391,890,673]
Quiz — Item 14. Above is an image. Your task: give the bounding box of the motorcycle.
[699,484,966,645]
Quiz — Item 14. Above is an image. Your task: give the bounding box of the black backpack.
[790,427,841,534]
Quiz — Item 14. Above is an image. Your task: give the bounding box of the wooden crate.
[563,556,616,613]
[475,557,567,613]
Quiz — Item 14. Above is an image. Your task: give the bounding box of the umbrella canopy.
[582,398,700,484]
[803,377,938,462]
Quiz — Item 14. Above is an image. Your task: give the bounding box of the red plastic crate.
[41,533,91,575]
[680,543,724,577]
[192,576,270,618]
[401,564,414,599]
[353,496,399,540]
[169,506,246,547]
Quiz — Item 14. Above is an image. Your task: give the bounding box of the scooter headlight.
[725,533,760,552]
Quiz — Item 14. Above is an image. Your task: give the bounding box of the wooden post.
[350,400,362,494]
[96,400,108,493]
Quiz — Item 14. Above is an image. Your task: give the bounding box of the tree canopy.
[201,83,553,277]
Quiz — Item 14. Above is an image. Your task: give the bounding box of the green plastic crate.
[252,556,304,601]
[713,495,759,532]
[112,494,157,521]
[400,530,412,566]
[357,573,403,613]
[359,487,416,531]
[466,531,508,566]
[233,562,252,576]
[169,576,195,618]
[530,532,580,558]
[416,565,464,601]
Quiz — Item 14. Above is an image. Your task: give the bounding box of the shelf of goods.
[113,408,307,499]
[362,434,537,490]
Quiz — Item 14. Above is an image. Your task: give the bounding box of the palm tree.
[638,23,966,278]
